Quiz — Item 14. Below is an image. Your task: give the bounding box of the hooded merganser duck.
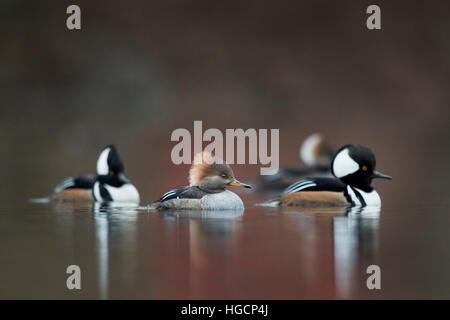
[278,144,391,207]
[52,145,140,203]
[257,133,335,191]
[152,152,252,210]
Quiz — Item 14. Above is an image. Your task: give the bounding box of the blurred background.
[0,0,449,299]
[1,0,450,204]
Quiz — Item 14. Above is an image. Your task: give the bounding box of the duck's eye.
[220,173,227,178]
[109,170,114,176]
[361,166,368,172]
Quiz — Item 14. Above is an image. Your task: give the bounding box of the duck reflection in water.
[280,204,380,299]
[160,208,243,246]
[92,202,139,299]
[333,206,381,298]
[160,208,244,296]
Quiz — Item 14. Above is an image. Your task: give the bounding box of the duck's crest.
[189,151,224,186]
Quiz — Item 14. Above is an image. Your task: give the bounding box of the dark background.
[2,0,449,206]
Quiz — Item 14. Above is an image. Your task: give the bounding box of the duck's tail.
[256,197,281,207]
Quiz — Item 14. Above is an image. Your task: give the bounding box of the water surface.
[0,197,448,299]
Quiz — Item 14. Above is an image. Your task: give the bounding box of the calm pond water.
[0,194,448,299]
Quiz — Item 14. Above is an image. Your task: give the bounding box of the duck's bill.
[118,173,130,183]
[372,170,392,180]
[228,180,253,189]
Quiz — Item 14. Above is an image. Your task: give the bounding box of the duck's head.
[96,145,129,184]
[331,144,391,192]
[300,133,335,169]
[189,152,252,193]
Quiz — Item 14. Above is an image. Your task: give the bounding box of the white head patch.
[332,148,359,178]
[300,133,322,166]
[96,148,110,175]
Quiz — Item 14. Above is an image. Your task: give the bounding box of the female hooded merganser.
[152,152,252,210]
[257,133,335,191]
[278,144,391,207]
[52,145,140,203]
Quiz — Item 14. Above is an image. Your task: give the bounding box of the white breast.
[347,185,381,207]
[200,190,244,210]
[104,183,140,204]
[93,182,102,201]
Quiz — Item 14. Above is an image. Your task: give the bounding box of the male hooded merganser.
[152,152,252,210]
[278,144,391,207]
[52,145,140,203]
[257,133,335,191]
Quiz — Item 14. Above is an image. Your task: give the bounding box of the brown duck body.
[52,188,94,202]
[52,174,96,202]
[280,190,348,207]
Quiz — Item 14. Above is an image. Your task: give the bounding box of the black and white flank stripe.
[283,179,317,194]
